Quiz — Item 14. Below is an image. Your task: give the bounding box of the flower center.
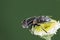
[32,20,57,32]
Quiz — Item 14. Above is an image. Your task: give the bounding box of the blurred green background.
[1,0,60,40]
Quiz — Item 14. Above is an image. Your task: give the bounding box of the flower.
[30,19,60,37]
[22,16,60,40]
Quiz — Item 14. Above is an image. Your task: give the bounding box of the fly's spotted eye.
[38,16,51,23]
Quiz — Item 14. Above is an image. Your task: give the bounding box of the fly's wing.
[22,19,28,28]
[22,17,36,28]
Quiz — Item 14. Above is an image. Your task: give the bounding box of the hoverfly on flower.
[21,16,60,40]
[22,16,51,28]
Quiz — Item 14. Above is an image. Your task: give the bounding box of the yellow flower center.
[33,20,57,32]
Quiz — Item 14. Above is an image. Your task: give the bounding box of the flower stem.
[45,37,51,40]
[42,35,53,40]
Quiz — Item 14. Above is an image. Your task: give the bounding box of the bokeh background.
[1,0,60,40]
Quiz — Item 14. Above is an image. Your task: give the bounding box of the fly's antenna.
[40,26,47,33]
[42,28,47,33]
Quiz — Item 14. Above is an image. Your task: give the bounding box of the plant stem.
[45,37,51,40]
[42,35,52,40]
